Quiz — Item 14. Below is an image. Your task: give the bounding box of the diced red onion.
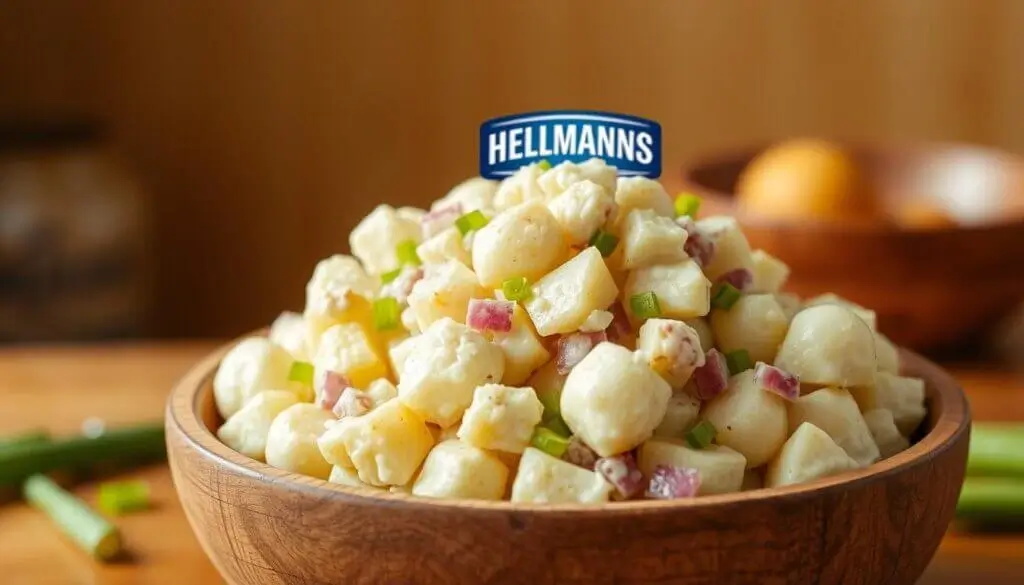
[421,203,463,239]
[555,331,607,374]
[753,361,800,401]
[333,387,373,418]
[466,298,514,333]
[316,370,352,411]
[647,465,700,499]
[595,453,646,499]
[381,266,424,304]
[677,216,716,268]
[692,348,729,400]
[717,268,753,292]
[563,436,598,470]
[605,303,633,346]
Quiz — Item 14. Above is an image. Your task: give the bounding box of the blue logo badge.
[479,110,661,179]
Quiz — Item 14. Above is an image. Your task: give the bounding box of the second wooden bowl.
[166,339,970,585]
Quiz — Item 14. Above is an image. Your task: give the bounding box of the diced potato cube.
[613,177,675,226]
[849,373,926,436]
[265,403,335,479]
[303,255,379,355]
[397,207,426,224]
[397,318,505,427]
[580,309,614,332]
[217,390,300,461]
[787,387,880,467]
[749,250,790,293]
[874,331,900,375]
[701,370,789,468]
[526,359,568,417]
[494,163,546,212]
[319,399,434,486]
[636,318,705,390]
[638,439,746,495]
[431,177,498,214]
[538,158,617,200]
[621,209,689,270]
[710,294,789,363]
[365,378,398,407]
[407,260,486,331]
[624,260,710,321]
[417,227,471,267]
[349,204,423,275]
[329,464,385,490]
[774,305,877,388]
[863,409,910,458]
[510,447,613,503]
[388,336,418,377]
[314,323,389,390]
[653,393,702,439]
[412,440,509,500]
[561,343,672,456]
[695,216,754,281]
[457,384,544,454]
[472,200,569,289]
[684,318,715,352]
[546,179,615,246]
[775,293,802,322]
[804,293,877,330]
[490,304,551,385]
[765,422,859,488]
[524,247,619,336]
[213,337,306,419]
[269,312,310,361]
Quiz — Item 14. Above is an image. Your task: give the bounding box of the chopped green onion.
[455,210,489,235]
[395,240,421,266]
[373,297,401,331]
[537,387,562,418]
[629,291,662,320]
[674,193,702,218]
[0,429,50,451]
[725,349,752,375]
[711,282,742,310]
[288,361,314,385]
[501,276,531,302]
[589,229,620,258]
[543,413,572,438]
[537,159,552,171]
[23,474,122,561]
[380,268,403,284]
[531,427,570,458]
[98,480,151,515]
[685,421,717,449]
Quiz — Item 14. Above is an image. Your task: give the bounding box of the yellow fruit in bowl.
[736,139,880,224]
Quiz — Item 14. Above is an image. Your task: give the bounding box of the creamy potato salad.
[213,158,927,503]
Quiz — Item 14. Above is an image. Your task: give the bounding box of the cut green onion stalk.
[542,413,572,438]
[629,291,662,320]
[373,296,401,331]
[537,159,552,171]
[288,361,315,385]
[98,480,151,515]
[685,420,717,449]
[23,475,122,561]
[0,429,51,451]
[455,210,489,236]
[395,240,421,266]
[501,276,531,302]
[674,193,702,218]
[725,349,752,375]
[957,477,1024,528]
[711,282,742,310]
[589,229,620,258]
[966,423,1024,478]
[537,387,562,418]
[531,427,570,458]
[380,268,403,284]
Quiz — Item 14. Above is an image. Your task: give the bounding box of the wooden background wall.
[2,0,1023,337]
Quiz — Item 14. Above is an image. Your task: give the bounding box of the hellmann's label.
[479,110,661,179]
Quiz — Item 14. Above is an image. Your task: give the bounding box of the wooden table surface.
[0,343,1022,584]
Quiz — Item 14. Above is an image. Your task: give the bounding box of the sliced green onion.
[455,210,489,235]
[501,276,531,302]
[380,267,403,284]
[711,282,742,310]
[0,429,51,451]
[531,427,570,458]
[674,193,702,218]
[725,349,752,375]
[23,474,122,561]
[98,480,151,515]
[537,387,562,418]
[542,413,572,438]
[537,159,552,171]
[395,240,421,266]
[685,420,717,449]
[629,291,662,320]
[373,297,401,331]
[589,229,620,258]
[287,361,314,385]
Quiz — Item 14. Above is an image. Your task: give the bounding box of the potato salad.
[213,158,928,504]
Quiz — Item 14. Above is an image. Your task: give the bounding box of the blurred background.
[1,0,1023,348]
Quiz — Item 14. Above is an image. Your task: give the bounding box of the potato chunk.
[637,439,746,495]
[494,163,546,211]
[490,304,551,385]
[874,332,900,375]
[510,447,613,503]
[265,404,335,479]
[269,312,310,361]
[621,209,689,270]
[765,422,858,488]
[397,318,505,427]
[695,216,754,281]
[774,305,877,388]
[407,260,486,331]
[213,337,304,419]
[701,370,788,468]
[613,177,675,224]
[328,465,385,490]
[685,318,715,352]
[653,393,702,439]
[457,384,544,453]
[787,388,880,467]
[472,200,569,289]
[804,293,877,330]
[432,176,497,214]
[636,318,705,390]
[417,227,471,267]
[349,204,422,275]
[217,390,300,461]
[538,158,618,200]
[561,342,672,456]
[749,250,790,293]
[524,247,619,336]
[862,409,910,458]
[314,323,389,391]
[624,260,711,321]
[849,373,926,436]
[546,179,615,246]
[412,440,509,500]
[710,294,790,364]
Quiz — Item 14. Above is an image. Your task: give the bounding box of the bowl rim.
[167,332,970,516]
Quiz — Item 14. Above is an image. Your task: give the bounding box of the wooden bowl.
[679,142,1024,352]
[166,338,971,585]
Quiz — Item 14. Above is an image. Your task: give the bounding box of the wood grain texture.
[166,340,970,585]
